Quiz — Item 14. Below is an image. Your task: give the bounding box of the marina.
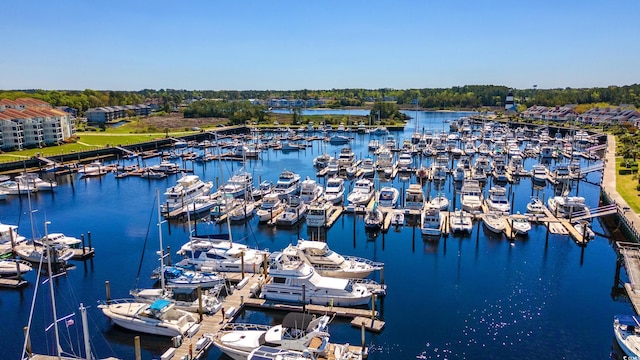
[0,110,636,359]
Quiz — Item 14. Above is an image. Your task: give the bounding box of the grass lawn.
[616,157,640,212]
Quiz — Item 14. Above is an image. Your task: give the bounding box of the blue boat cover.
[149,299,171,311]
[165,267,183,277]
[616,315,640,326]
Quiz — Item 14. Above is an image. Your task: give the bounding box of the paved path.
[602,134,640,235]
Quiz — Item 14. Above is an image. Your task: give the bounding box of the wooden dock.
[351,316,386,333]
[0,278,28,288]
[70,247,95,260]
[325,206,344,228]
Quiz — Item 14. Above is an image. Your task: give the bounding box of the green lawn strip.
[616,157,640,213]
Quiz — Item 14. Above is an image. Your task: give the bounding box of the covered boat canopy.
[149,299,172,312]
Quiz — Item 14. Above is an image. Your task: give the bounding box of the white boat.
[257,192,286,222]
[329,135,350,145]
[14,242,75,265]
[158,265,225,288]
[324,177,345,205]
[276,196,308,226]
[547,195,589,218]
[77,160,108,177]
[360,158,376,178]
[282,239,382,279]
[368,139,380,151]
[460,180,483,214]
[299,177,323,204]
[421,206,442,236]
[0,180,34,195]
[377,186,399,209]
[337,146,356,169]
[212,312,331,360]
[429,192,450,211]
[531,163,548,184]
[313,153,332,168]
[227,199,256,222]
[509,213,532,236]
[0,258,32,276]
[404,184,425,210]
[526,197,546,214]
[375,147,393,173]
[347,178,375,206]
[364,203,384,230]
[151,160,181,174]
[573,220,595,240]
[613,315,640,357]
[371,126,389,136]
[397,152,413,172]
[161,174,214,214]
[98,298,199,337]
[325,158,339,177]
[140,168,167,179]
[273,170,301,200]
[306,200,336,228]
[15,172,57,191]
[390,209,405,226]
[485,186,510,214]
[449,209,473,234]
[221,168,254,199]
[251,180,274,200]
[261,252,381,306]
[177,235,268,273]
[130,286,222,315]
[483,212,506,234]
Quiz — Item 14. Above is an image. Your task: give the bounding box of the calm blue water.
[0,111,629,360]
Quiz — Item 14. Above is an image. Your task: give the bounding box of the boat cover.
[150,299,172,311]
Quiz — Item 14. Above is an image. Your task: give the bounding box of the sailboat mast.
[44,221,63,358]
[156,189,166,292]
[80,303,91,360]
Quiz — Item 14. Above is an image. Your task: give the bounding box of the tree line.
[1,84,639,115]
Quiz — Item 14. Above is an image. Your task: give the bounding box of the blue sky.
[2,1,639,91]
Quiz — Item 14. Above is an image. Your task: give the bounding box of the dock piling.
[81,234,86,255]
[105,281,111,304]
[134,336,141,360]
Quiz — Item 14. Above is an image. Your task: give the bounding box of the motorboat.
[613,315,640,357]
[360,158,376,178]
[77,160,108,177]
[429,192,450,211]
[390,209,405,226]
[210,196,240,220]
[364,203,384,230]
[220,168,254,199]
[337,146,356,169]
[282,239,382,279]
[449,209,473,234]
[460,180,483,214]
[375,147,393,173]
[483,212,506,234]
[313,153,332,168]
[261,252,382,306]
[0,258,32,277]
[256,192,286,222]
[324,177,345,205]
[526,197,546,214]
[0,222,26,255]
[251,180,274,200]
[509,213,532,236]
[531,163,548,184]
[377,186,399,209]
[212,312,331,360]
[98,298,200,337]
[299,177,323,204]
[397,152,413,172]
[325,158,339,177]
[547,195,589,218]
[273,170,301,200]
[276,196,308,227]
[573,220,595,240]
[159,265,225,289]
[306,200,336,228]
[368,139,380,151]
[15,172,57,191]
[404,184,425,210]
[485,186,510,214]
[35,232,82,249]
[14,242,75,265]
[130,285,222,314]
[0,180,34,195]
[347,178,375,206]
[329,135,350,145]
[227,199,256,222]
[176,235,268,273]
[161,174,213,214]
[551,164,571,183]
[421,206,442,237]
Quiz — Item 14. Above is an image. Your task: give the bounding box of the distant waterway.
[0,111,628,359]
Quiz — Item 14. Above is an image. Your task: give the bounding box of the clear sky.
[2,0,639,91]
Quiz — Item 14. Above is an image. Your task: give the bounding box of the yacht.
[324,177,345,205]
[325,158,340,177]
[275,196,308,227]
[483,212,506,234]
[551,164,571,183]
[347,178,375,206]
[509,213,532,236]
[397,152,413,172]
[98,298,200,337]
[384,134,396,149]
[273,170,301,200]
[282,239,383,279]
[313,153,332,168]
[421,206,442,237]
[306,199,336,228]
[485,186,510,214]
[77,160,108,177]
[0,180,35,195]
[15,172,57,191]
[176,236,268,273]
[159,266,225,289]
[256,193,286,222]
[614,315,640,358]
[261,252,380,306]
[161,174,214,214]
[227,199,256,222]
[361,158,376,178]
[14,241,75,265]
[460,180,483,214]
[547,195,589,218]
[368,139,380,151]
[526,197,546,214]
[131,286,222,315]
[429,192,450,211]
[449,209,473,234]
[252,180,274,200]
[377,186,400,209]
[531,163,548,184]
[375,147,393,173]
[299,177,323,204]
[0,258,32,277]
[337,147,356,170]
[212,312,331,360]
[404,184,425,211]
[220,168,253,199]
